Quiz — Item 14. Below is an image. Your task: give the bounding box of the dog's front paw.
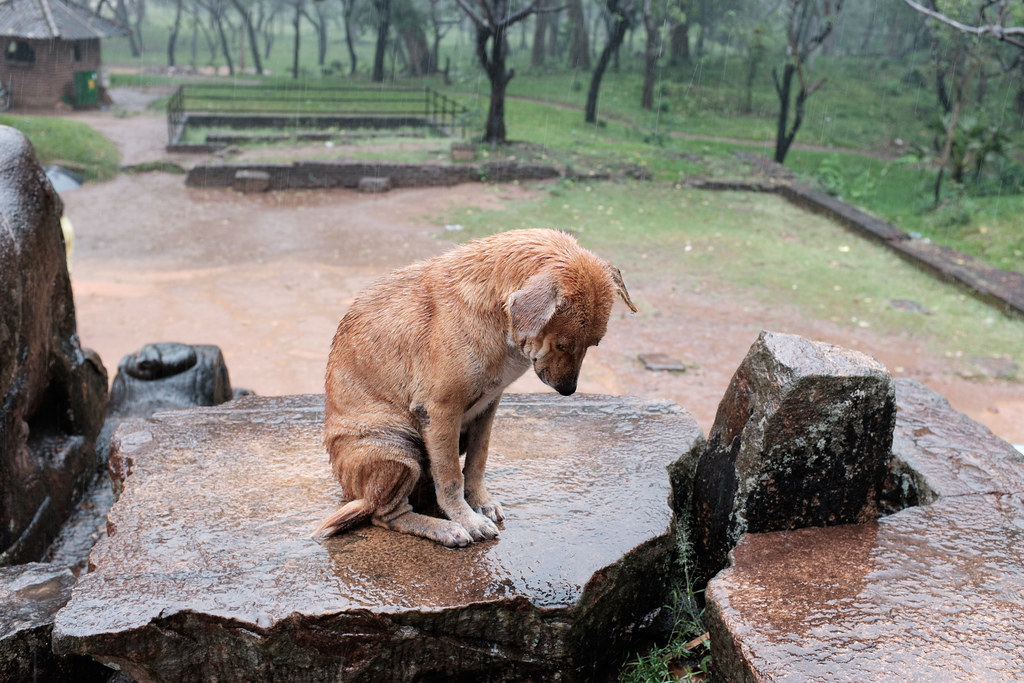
[437,520,474,548]
[461,512,500,542]
[474,500,505,525]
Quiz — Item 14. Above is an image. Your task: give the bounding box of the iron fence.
[166,83,467,146]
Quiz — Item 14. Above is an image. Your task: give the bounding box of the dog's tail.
[312,499,372,540]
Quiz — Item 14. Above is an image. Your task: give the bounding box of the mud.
[61,106,1024,445]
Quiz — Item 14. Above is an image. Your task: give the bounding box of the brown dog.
[314,228,636,547]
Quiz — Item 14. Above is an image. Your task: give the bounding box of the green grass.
[438,181,1024,370]
[0,114,119,181]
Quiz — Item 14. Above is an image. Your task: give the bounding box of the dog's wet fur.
[314,229,636,547]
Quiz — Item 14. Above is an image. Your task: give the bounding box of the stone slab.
[54,393,704,681]
[707,493,1024,682]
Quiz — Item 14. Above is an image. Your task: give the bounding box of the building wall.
[1,38,102,108]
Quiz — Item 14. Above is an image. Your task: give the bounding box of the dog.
[314,228,637,547]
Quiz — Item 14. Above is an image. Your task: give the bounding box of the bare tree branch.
[903,0,1024,49]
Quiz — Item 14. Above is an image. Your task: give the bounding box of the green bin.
[73,70,98,105]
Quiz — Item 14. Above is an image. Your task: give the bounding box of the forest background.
[72,0,1024,277]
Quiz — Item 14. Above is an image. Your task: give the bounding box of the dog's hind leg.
[373,508,473,548]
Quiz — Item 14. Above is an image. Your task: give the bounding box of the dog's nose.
[556,380,577,396]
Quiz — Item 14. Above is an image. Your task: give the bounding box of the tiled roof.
[0,0,128,39]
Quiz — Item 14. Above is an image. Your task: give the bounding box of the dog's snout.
[555,379,577,396]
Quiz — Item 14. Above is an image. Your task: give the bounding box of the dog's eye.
[555,341,569,352]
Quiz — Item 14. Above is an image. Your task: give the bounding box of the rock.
[685,331,895,587]
[450,143,476,161]
[1,563,112,681]
[53,393,705,682]
[638,353,692,373]
[357,176,392,193]
[705,376,1024,681]
[232,169,270,193]
[960,355,1018,380]
[100,343,236,475]
[887,298,931,315]
[706,493,1024,681]
[0,125,108,566]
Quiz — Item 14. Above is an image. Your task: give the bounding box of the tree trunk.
[214,7,235,75]
[373,0,391,82]
[479,24,512,143]
[640,0,658,110]
[228,0,264,75]
[116,0,141,57]
[586,4,630,123]
[531,3,549,67]
[567,0,590,69]
[167,0,183,67]
[343,0,358,74]
[548,8,561,56]
[314,2,328,67]
[772,63,795,163]
[668,12,689,66]
[400,25,431,75]
[132,0,147,52]
[292,0,301,79]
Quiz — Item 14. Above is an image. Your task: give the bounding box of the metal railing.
[167,83,466,145]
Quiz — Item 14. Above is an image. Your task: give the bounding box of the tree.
[456,0,551,144]
[903,0,1022,200]
[585,0,635,123]
[771,0,843,164]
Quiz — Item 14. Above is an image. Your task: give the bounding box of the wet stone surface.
[1,563,111,681]
[707,379,1024,682]
[53,393,704,682]
[889,378,1024,506]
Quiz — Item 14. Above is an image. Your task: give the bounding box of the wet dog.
[314,228,636,547]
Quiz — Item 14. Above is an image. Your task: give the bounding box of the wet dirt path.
[63,108,1024,445]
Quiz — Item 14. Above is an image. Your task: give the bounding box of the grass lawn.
[439,180,1024,368]
[0,114,119,181]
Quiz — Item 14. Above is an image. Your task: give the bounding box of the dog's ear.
[508,272,560,344]
[606,265,639,313]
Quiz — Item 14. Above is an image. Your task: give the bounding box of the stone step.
[53,393,704,682]
[706,378,1024,681]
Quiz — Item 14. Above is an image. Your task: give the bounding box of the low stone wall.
[185,160,561,191]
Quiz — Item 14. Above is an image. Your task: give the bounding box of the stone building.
[0,0,127,108]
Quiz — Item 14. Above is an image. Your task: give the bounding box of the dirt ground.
[60,98,1024,446]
